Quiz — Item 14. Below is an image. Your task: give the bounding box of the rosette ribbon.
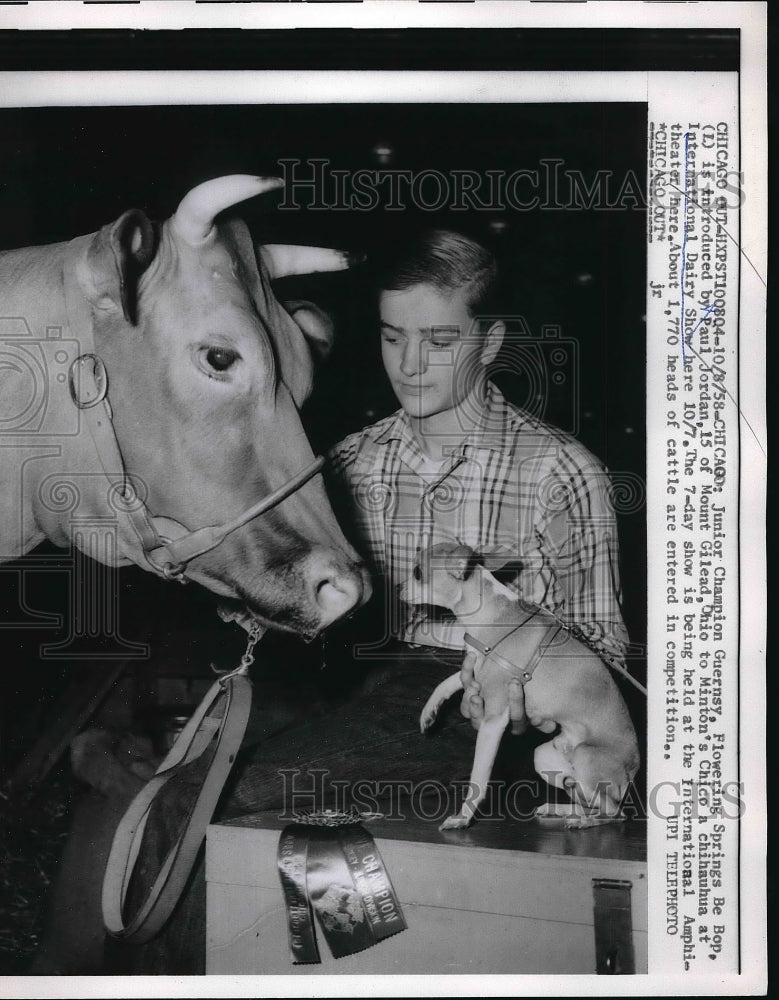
[277,814,407,964]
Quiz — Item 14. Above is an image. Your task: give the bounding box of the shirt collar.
[373,407,411,446]
[373,381,525,454]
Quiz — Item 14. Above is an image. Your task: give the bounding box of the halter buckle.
[162,561,188,583]
[68,353,109,409]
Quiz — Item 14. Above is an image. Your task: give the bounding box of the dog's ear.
[480,547,520,571]
[480,548,524,583]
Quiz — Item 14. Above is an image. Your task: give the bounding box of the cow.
[0,174,372,972]
[0,173,370,636]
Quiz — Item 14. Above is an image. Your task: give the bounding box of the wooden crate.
[206,812,646,975]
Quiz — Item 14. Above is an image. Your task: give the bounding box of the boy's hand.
[459,650,528,735]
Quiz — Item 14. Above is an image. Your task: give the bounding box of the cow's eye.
[413,564,422,581]
[204,346,239,373]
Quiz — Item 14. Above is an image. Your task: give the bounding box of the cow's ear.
[85,210,156,325]
[284,299,335,363]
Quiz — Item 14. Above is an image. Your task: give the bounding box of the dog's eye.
[413,565,422,581]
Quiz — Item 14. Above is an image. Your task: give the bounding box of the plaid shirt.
[327,383,629,663]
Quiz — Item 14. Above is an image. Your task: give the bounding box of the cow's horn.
[172,175,284,246]
[260,244,363,279]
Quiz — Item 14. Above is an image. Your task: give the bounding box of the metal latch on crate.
[592,878,635,974]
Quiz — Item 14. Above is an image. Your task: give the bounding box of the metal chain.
[212,618,264,683]
[239,620,263,671]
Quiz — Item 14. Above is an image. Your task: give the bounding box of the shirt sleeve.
[321,433,366,553]
[535,445,630,665]
[325,433,361,480]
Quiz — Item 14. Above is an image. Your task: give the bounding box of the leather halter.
[63,235,324,582]
[464,605,563,686]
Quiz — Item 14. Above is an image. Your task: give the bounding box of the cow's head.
[74,175,370,638]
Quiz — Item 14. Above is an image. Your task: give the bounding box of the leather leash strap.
[102,660,254,943]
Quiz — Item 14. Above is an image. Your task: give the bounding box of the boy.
[328,229,629,666]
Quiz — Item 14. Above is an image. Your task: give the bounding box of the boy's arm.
[325,434,361,480]
[540,458,630,664]
[323,434,367,554]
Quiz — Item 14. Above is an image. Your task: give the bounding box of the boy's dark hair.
[378,229,499,318]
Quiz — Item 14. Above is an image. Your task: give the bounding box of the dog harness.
[463,605,563,686]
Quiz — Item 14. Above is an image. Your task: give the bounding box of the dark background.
[0,27,740,72]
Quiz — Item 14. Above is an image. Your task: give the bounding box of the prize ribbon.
[276,813,407,964]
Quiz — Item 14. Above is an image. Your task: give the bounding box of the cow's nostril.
[316,577,359,622]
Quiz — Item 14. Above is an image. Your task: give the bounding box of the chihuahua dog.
[400,542,639,830]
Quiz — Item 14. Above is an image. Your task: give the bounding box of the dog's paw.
[419,704,441,732]
[439,813,472,831]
